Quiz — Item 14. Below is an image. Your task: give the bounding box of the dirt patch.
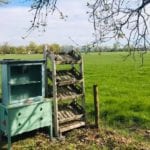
[1,127,150,150]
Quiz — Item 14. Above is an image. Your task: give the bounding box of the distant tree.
[0,42,10,54]
[9,46,17,54]
[112,42,121,51]
[16,46,27,54]
[36,45,44,54]
[26,41,38,54]
[48,43,60,53]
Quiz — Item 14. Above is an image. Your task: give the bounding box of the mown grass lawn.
[0,52,150,129]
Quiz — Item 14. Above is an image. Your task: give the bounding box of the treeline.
[0,42,62,54]
[80,43,136,53]
[0,42,144,54]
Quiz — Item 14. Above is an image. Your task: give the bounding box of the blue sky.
[5,0,31,7]
[0,0,94,46]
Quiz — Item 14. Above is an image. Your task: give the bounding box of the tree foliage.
[0,42,61,54]
[48,43,60,53]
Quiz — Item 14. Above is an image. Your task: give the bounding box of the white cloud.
[0,1,94,46]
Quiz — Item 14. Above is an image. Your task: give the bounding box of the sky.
[0,0,94,46]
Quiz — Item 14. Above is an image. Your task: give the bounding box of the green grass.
[0,52,150,129]
[83,52,150,129]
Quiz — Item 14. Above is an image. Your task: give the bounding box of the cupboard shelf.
[9,81,41,85]
[1,60,45,105]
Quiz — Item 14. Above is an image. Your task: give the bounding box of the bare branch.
[27,0,58,33]
[0,0,8,4]
[88,0,150,52]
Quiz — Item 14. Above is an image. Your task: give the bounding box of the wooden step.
[50,50,81,64]
[59,121,85,133]
[58,103,84,124]
[58,110,84,124]
[57,94,83,101]
[57,79,83,86]
[56,60,81,65]
[57,85,83,100]
[55,54,81,64]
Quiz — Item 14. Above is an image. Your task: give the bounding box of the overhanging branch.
[88,0,150,51]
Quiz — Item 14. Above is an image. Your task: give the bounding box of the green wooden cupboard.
[0,60,53,150]
[1,60,46,105]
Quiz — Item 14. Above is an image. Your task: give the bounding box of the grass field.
[84,52,150,129]
[0,52,150,129]
[0,52,150,149]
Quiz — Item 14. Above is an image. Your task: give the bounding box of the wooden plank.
[57,94,83,101]
[93,85,99,129]
[55,60,81,65]
[59,121,85,133]
[51,54,59,137]
[59,114,84,124]
[67,110,74,116]
[63,110,70,118]
[57,79,83,86]
[61,110,68,118]
[80,56,86,122]
[65,110,73,117]
[58,112,63,120]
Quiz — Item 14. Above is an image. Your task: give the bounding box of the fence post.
[93,85,99,129]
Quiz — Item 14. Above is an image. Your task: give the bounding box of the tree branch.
[28,0,58,32]
[88,0,150,52]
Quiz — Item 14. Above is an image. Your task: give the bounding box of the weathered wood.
[43,45,48,97]
[57,85,82,96]
[54,53,82,64]
[93,85,99,129]
[58,112,63,120]
[59,121,85,133]
[46,50,86,136]
[59,114,83,124]
[58,106,84,124]
[80,56,86,122]
[51,54,59,137]
[57,94,83,101]
[54,52,81,63]
[57,79,83,86]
